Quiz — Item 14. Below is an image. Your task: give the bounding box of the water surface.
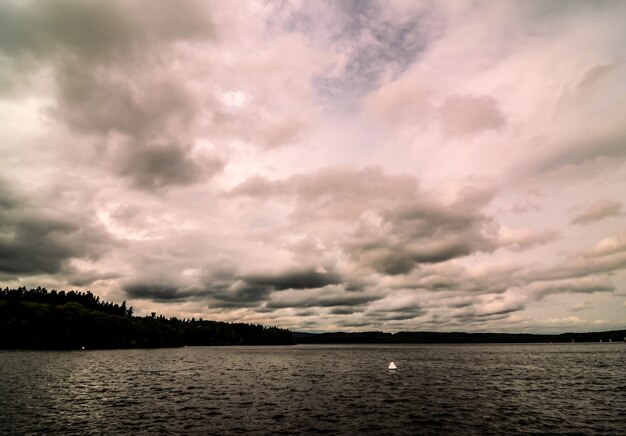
[1,343,625,434]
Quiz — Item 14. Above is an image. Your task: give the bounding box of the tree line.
[0,287,294,349]
[294,330,626,344]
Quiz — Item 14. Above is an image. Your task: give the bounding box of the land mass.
[0,287,294,349]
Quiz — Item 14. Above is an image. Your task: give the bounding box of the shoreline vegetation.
[1,287,623,350]
[0,287,294,349]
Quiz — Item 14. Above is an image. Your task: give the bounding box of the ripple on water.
[1,344,625,435]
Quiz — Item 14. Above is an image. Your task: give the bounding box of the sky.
[1,0,625,333]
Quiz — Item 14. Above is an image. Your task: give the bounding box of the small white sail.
[388,361,397,370]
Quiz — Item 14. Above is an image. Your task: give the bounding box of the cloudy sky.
[1,0,625,333]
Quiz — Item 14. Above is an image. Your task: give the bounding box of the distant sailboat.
[388,362,397,370]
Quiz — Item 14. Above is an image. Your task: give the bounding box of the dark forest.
[0,287,294,349]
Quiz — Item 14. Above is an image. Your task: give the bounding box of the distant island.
[0,287,294,349]
[2,287,624,350]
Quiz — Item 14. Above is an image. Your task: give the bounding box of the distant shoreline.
[293,330,626,344]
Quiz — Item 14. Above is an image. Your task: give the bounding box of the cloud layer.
[1,0,625,332]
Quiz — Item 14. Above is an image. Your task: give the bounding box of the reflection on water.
[1,344,625,434]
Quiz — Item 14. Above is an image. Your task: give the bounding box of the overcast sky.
[1,0,625,333]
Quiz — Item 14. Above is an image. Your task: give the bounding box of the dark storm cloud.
[243,269,341,291]
[206,269,345,308]
[0,183,111,276]
[121,266,345,308]
[209,284,274,308]
[123,282,196,302]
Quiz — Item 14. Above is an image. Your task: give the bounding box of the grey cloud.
[0,183,111,277]
[207,268,346,307]
[126,267,345,308]
[65,268,122,287]
[398,230,626,303]
[52,64,223,191]
[538,132,626,176]
[232,168,497,275]
[243,269,341,291]
[228,175,281,198]
[266,288,377,309]
[442,297,526,325]
[346,201,495,275]
[52,66,197,137]
[576,61,623,98]
[330,307,359,315]
[569,301,592,313]
[389,262,517,296]
[534,234,626,282]
[496,229,560,252]
[336,320,372,328]
[529,276,615,300]
[0,0,212,64]
[0,1,134,61]
[369,311,423,321]
[231,167,420,222]
[572,200,622,225]
[116,142,223,191]
[0,0,218,191]
[210,284,274,308]
[123,282,196,302]
[454,312,517,324]
[448,300,474,309]
[367,303,426,321]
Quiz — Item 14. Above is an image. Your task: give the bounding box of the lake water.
[1,344,625,435]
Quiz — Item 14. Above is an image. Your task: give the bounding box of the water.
[1,344,625,435]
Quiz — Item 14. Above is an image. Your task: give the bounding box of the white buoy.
[388,361,397,370]
[81,346,85,350]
